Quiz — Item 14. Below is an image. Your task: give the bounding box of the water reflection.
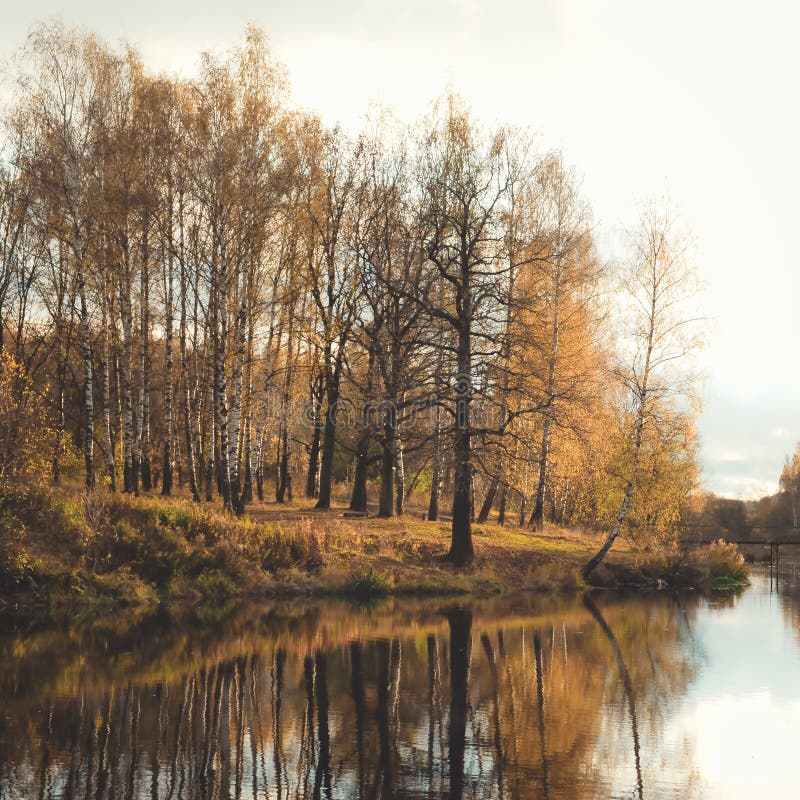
[0,581,781,799]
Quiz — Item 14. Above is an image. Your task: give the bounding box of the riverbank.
[0,485,749,618]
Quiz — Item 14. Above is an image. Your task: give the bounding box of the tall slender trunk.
[449,314,474,565]
[177,195,199,502]
[305,374,323,499]
[531,269,560,530]
[276,306,296,504]
[530,416,552,529]
[350,346,376,513]
[53,319,68,485]
[229,286,246,513]
[582,403,646,579]
[498,483,507,524]
[205,405,215,503]
[428,392,442,521]
[240,314,255,505]
[138,236,152,492]
[395,433,405,516]
[349,430,370,513]
[477,477,499,523]
[77,272,95,492]
[583,281,655,578]
[213,269,232,510]
[254,271,281,502]
[379,406,395,518]
[118,237,136,494]
[162,246,175,496]
[315,379,338,509]
[100,275,116,490]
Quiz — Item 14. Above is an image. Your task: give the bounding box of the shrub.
[82,489,110,543]
[345,567,390,597]
[0,538,41,594]
[702,539,749,589]
[0,504,43,595]
[627,539,749,590]
[195,569,236,601]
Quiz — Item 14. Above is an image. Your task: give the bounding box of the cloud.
[699,387,800,499]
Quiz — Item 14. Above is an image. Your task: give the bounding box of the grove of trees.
[0,22,702,568]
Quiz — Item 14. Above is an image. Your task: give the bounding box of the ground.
[0,483,749,619]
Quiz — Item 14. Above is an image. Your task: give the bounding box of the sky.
[2,0,798,498]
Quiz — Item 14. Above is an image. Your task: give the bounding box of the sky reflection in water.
[2,563,800,798]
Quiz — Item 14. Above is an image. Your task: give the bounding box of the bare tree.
[583,205,700,578]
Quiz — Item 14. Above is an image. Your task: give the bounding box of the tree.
[583,205,700,579]
[16,23,113,491]
[0,351,51,490]
[414,97,513,564]
[527,155,596,530]
[779,445,800,529]
[299,123,364,510]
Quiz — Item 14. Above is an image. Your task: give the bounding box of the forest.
[0,22,703,580]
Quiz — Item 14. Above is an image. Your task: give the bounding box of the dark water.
[1,563,799,799]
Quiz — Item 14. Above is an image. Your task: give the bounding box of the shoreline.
[0,486,750,621]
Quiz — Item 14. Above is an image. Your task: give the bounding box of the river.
[1,562,799,799]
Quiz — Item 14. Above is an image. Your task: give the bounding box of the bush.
[345,567,390,597]
[0,504,44,595]
[626,539,750,590]
[702,539,749,589]
[195,569,236,601]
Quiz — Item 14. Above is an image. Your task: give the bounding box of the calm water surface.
[2,562,800,799]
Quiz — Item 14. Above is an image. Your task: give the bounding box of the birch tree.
[583,206,700,578]
[15,23,111,491]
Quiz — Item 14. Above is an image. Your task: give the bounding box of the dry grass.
[0,487,744,616]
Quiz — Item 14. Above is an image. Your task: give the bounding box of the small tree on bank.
[583,206,700,579]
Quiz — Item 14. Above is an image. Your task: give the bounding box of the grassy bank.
[0,485,749,617]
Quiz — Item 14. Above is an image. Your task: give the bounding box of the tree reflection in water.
[0,592,703,799]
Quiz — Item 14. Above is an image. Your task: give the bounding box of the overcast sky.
[2,0,797,498]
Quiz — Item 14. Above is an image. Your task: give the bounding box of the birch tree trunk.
[276,300,296,504]
[315,368,339,510]
[139,247,152,492]
[228,288,246,512]
[100,274,116,490]
[240,314,255,506]
[177,193,199,501]
[213,263,232,510]
[53,325,67,484]
[77,270,95,491]
[161,247,174,495]
[531,263,561,530]
[305,373,323,499]
[582,384,648,579]
[121,261,136,494]
[395,434,405,516]
[428,384,442,522]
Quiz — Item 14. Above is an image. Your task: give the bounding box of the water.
[1,562,799,799]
